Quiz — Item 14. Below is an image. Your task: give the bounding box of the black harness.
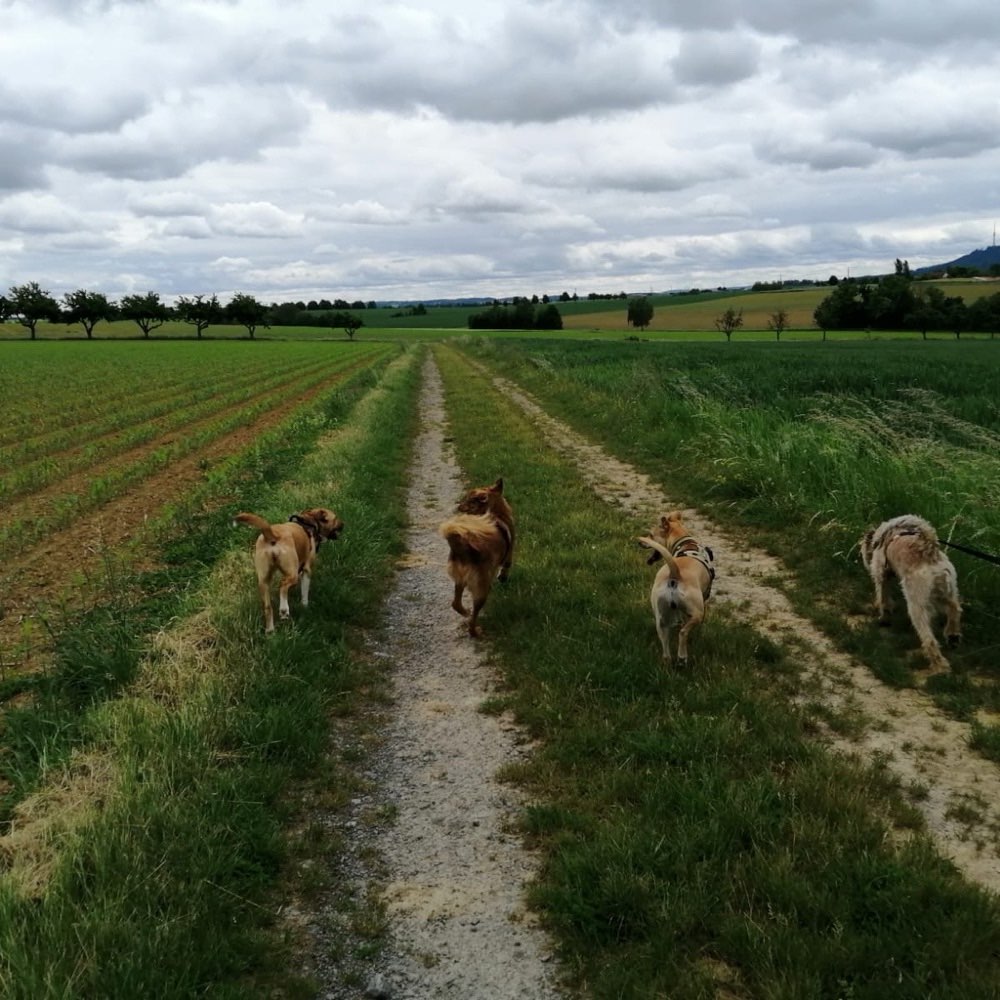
[289,514,322,548]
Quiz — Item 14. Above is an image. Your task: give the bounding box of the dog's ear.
[492,478,504,494]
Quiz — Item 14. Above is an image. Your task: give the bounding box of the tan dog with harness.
[638,511,715,666]
[439,478,515,637]
[234,508,344,633]
[861,514,961,673]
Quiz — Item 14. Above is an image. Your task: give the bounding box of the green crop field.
[3,331,1000,997]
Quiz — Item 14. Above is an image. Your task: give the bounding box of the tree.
[341,314,363,340]
[8,282,60,339]
[176,293,222,338]
[535,304,563,330]
[715,307,743,342]
[227,292,270,339]
[63,289,114,339]
[120,292,169,338]
[768,309,789,341]
[0,294,10,323]
[627,296,654,330]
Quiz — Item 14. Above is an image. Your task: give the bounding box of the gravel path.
[306,356,562,999]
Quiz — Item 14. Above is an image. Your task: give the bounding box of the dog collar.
[289,514,322,546]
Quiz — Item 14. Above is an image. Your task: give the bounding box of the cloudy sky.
[1,0,998,304]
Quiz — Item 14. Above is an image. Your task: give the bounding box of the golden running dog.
[637,511,715,666]
[234,508,344,633]
[439,478,515,637]
[861,514,961,673]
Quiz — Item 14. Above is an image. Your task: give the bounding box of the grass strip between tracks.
[433,342,1000,1000]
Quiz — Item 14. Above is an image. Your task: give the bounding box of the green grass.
[432,342,1000,998]
[0,347,420,997]
[454,337,1000,719]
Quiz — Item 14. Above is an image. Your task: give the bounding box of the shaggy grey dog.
[861,514,962,673]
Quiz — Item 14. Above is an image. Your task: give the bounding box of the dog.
[860,514,961,673]
[439,478,515,637]
[637,511,715,666]
[234,508,344,633]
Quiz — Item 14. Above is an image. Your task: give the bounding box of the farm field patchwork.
[4,332,1000,998]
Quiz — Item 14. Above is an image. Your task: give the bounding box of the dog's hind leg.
[451,582,468,617]
[300,568,311,608]
[871,556,893,624]
[653,594,673,664]
[901,579,948,672]
[259,580,275,634]
[468,595,487,637]
[676,610,703,669]
[278,572,298,623]
[944,588,962,648]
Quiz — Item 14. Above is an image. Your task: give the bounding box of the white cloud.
[0,0,998,300]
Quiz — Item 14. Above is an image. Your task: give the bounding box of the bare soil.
[0,360,369,673]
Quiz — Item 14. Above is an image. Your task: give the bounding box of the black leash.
[941,538,1000,567]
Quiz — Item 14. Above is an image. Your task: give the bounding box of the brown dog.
[439,478,515,637]
[637,511,715,666]
[234,508,344,633]
[861,514,961,673]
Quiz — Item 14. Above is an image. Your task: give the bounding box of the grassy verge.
[0,347,421,997]
[433,342,1000,999]
[451,337,1000,723]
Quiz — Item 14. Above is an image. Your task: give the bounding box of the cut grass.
[433,342,1000,999]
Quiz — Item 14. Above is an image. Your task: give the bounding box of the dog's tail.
[234,512,278,545]
[637,536,680,576]
[439,514,499,564]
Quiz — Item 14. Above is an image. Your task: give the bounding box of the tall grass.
[0,348,420,997]
[432,343,1000,998]
[458,338,1000,708]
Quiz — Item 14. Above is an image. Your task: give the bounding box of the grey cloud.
[672,31,762,87]
[0,82,149,135]
[291,9,675,124]
[754,134,880,171]
[127,192,210,217]
[56,87,310,180]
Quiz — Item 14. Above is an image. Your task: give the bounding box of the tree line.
[0,283,368,340]
[812,261,1000,337]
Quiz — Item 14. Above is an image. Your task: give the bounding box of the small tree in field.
[63,289,114,339]
[8,282,60,339]
[715,307,743,342]
[627,296,654,330]
[768,309,788,342]
[176,293,223,338]
[227,292,270,339]
[342,314,363,340]
[120,292,169,338]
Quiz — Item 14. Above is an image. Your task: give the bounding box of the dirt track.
[302,352,1000,1000]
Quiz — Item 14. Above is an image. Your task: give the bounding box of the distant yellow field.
[563,279,1000,332]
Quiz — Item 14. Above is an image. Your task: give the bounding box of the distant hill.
[915,244,1000,275]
